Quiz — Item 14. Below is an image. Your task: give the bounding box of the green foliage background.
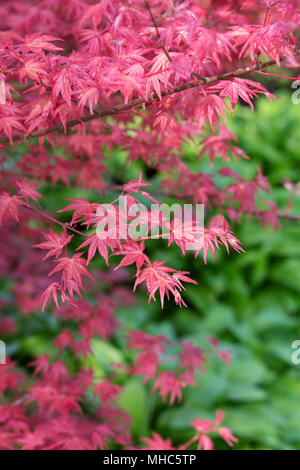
[2,91,300,450]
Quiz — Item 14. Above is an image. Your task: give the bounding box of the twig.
[24,204,88,237]
[145,1,173,63]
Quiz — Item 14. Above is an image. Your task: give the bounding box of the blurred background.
[2,86,300,450]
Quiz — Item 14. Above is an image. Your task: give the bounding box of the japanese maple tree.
[0,0,299,450]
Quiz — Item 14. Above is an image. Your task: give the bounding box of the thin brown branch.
[191,72,208,83]
[24,204,88,237]
[145,0,173,63]
[1,51,298,145]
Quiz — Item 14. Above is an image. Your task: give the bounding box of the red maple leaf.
[77,233,109,265]
[16,178,43,204]
[52,68,73,107]
[58,199,98,225]
[0,192,24,224]
[0,107,26,145]
[34,229,73,260]
[153,371,185,405]
[93,381,122,404]
[123,173,158,202]
[24,34,63,54]
[142,432,174,450]
[19,59,48,83]
[40,282,61,311]
[49,253,92,288]
[113,240,150,272]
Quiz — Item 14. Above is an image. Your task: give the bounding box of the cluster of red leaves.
[0,350,237,450]
[0,0,298,199]
[127,331,232,405]
[0,357,128,450]
[0,0,297,143]
[0,213,237,450]
[0,290,235,450]
[161,158,283,229]
[0,175,244,311]
[142,410,238,450]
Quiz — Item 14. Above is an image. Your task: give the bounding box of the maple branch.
[16,188,300,259]
[145,0,173,63]
[24,204,88,237]
[1,51,298,145]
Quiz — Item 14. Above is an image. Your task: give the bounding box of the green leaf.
[118,377,150,437]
